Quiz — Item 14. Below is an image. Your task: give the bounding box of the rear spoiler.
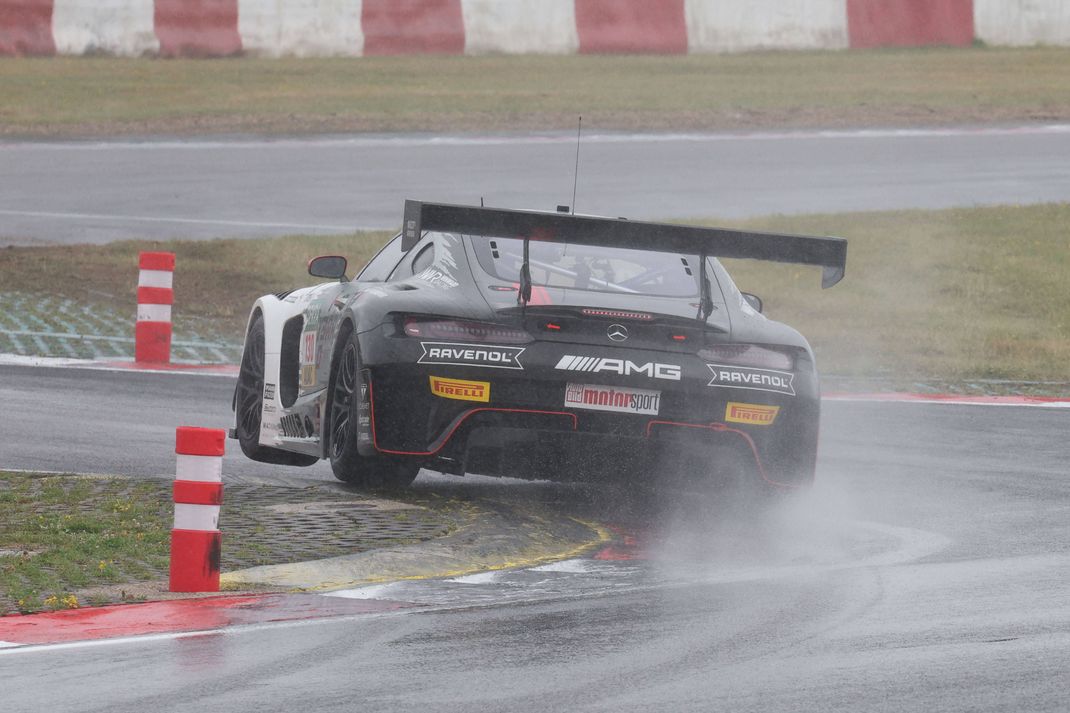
[402,200,847,288]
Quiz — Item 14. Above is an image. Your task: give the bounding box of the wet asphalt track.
[2,125,1069,709]
[3,125,1070,245]
[2,364,1068,712]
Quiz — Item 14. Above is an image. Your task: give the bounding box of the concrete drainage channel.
[0,291,240,364]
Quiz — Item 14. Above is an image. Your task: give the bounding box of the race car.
[231,201,846,493]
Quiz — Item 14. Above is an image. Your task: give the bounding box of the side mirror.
[308,255,348,281]
[741,292,763,314]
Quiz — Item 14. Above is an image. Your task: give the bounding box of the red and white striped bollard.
[136,251,175,363]
[169,427,225,593]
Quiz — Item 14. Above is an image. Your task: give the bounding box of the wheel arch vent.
[279,315,303,408]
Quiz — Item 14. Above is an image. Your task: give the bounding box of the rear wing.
[402,200,847,288]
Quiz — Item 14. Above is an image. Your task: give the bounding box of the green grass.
[1,203,1068,387]
[0,231,391,342]
[718,204,1070,383]
[0,473,171,614]
[2,47,1070,136]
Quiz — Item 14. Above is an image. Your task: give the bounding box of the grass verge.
[2,48,1070,137]
[718,204,1070,384]
[0,231,391,343]
[1,203,1068,388]
[0,472,468,615]
[0,472,171,614]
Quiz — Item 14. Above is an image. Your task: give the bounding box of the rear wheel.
[235,314,317,467]
[327,329,419,490]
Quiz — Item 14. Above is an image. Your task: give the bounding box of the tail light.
[580,308,653,321]
[403,317,532,344]
[699,344,795,371]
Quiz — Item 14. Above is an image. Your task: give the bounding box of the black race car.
[231,201,846,493]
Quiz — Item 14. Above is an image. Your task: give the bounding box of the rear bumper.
[358,332,820,487]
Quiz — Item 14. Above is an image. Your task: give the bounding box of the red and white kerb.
[169,427,225,593]
[136,252,175,363]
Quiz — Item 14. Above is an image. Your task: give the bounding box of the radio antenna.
[570,116,582,214]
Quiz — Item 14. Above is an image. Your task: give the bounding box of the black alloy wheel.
[327,328,418,490]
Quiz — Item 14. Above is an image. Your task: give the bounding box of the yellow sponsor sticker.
[725,401,780,426]
[429,375,490,403]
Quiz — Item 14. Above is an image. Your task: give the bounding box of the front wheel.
[234,314,317,467]
[327,330,419,490]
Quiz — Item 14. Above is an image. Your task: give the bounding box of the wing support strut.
[517,237,532,307]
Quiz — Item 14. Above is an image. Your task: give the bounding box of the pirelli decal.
[707,364,795,396]
[725,402,780,426]
[429,376,490,402]
[419,342,525,370]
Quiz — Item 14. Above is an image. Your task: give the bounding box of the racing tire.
[326,328,419,490]
[235,314,318,467]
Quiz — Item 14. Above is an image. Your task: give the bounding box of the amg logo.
[555,355,681,381]
[707,364,795,396]
[418,342,525,370]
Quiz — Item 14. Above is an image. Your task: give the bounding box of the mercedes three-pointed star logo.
[607,324,629,342]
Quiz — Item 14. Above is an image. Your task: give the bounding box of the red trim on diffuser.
[367,379,577,457]
[644,419,796,489]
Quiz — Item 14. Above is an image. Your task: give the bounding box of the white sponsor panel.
[238,0,364,57]
[461,0,579,55]
[685,0,848,53]
[52,0,159,56]
[707,363,795,396]
[419,342,525,369]
[259,352,284,446]
[975,0,1070,46]
[564,383,662,416]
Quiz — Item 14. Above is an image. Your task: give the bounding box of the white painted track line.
[2,124,1069,152]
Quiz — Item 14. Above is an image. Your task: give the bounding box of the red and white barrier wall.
[1,0,1068,57]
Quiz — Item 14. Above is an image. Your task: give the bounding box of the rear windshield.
[468,236,700,298]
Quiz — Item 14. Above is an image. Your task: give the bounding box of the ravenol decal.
[555,355,681,381]
[429,376,490,403]
[725,402,780,426]
[707,364,795,396]
[564,383,661,416]
[419,342,525,370]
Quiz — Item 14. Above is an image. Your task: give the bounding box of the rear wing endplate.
[403,200,847,288]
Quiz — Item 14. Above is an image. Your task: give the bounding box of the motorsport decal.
[725,402,780,426]
[418,342,525,370]
[706,364,795,396]
[429,376,491,402]
[554,355,681,381]
[357,376,372,446]
[564,383,661,416]
[263,383,276,401]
